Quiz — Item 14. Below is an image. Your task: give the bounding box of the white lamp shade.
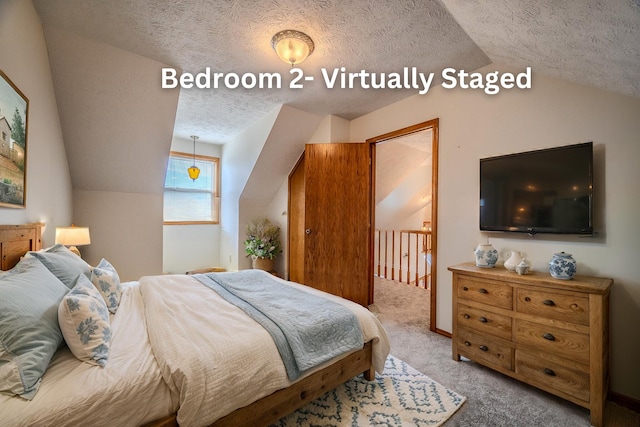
[55,226,91,246]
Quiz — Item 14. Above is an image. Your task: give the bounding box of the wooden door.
[288,154,305,284]
[303,143,371,306]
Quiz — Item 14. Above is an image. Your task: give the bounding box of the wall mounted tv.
[480,142,593,235]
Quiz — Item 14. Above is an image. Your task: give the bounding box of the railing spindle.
[390,230,395,281]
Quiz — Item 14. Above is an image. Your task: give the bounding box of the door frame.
[366,118,439,333]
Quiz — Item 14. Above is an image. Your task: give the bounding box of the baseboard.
[609,391,640,413]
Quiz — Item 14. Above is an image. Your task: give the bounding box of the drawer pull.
[479,345,489,352]
[524,296,531,302]
[464,341,471,346]
[543,333,556,341]
[542,299,556,306]
[543,368,556,377]
[478,288,488,294]
[479,317,488,323]
[462,286,469,291]
[463,314,470,319]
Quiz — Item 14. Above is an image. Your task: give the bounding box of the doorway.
[367,118,439,332]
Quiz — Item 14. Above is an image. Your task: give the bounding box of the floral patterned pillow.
[91,258,122,314]
[58,274,111,367]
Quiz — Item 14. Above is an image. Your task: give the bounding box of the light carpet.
[272,355,466,426]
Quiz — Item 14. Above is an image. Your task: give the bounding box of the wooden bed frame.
[2,223,376,427]
[0,223,42,270]
[147,342,374,427]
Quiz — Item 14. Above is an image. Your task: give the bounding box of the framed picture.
[0,69,28,208]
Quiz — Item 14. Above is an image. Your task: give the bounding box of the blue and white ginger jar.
[474,243,498,268]
[549,252,577,280]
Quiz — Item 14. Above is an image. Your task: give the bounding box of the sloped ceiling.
[32,0,640,147]
[376,130,432,229]
[440,0,640,98]
[32,0,490,145]
[31,0,640,194]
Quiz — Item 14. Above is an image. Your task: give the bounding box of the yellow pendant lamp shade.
[188,165,200,180]
[188,135,200,181]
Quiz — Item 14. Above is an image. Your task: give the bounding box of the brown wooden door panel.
[303,143,371,306]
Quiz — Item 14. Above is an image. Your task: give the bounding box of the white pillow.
[91,258,122,314]
[58,274,111,367]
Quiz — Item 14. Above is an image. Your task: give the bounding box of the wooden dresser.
[449,263,612,427]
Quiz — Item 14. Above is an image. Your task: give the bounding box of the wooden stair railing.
[375,229,432,289]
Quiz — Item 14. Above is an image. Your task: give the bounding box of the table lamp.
[55,225,91,257]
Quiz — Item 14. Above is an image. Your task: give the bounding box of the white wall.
[73,189,162,281]
[233,106,323,272]
[350,63,640,399]
[0,0,72,243]
[221,107,281,271]
[309,115,350,143]
[163,137,222,274]
[40,26,179,280]
[263,180,289,277]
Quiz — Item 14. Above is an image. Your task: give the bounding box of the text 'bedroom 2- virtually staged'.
[2,0,640,426]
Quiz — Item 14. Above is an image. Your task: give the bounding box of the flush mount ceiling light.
[271,29,315,66]
[187,135,200,181]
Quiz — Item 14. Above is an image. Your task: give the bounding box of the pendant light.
[187,135,200,181]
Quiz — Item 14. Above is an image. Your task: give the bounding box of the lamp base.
[68,246,82,257]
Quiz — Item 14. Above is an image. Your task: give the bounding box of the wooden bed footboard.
[144,341,374,427]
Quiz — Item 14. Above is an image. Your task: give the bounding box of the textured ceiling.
[32,0,640,145]
[441,0,640,98]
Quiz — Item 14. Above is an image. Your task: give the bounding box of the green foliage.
[244,217,282,260]
[11,108,26,149]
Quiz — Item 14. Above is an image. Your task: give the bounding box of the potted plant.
[244,218,282,271]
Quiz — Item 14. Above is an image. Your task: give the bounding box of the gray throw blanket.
[194,270,364,380]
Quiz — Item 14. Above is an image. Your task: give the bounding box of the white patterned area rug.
[272,355,466,426]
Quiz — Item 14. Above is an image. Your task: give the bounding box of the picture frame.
[0,69,28,208]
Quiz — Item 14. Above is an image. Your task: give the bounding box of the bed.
[0,223,390,426]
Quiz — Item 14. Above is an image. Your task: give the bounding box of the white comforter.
[0,273,389,427]
[139,272,390,427]
[0,283,178,427]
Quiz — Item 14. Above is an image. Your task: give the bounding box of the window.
[164,151,220,224]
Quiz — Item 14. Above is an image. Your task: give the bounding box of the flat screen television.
[480,142,593,235]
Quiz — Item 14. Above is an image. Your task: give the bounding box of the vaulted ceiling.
[33,0,640,145]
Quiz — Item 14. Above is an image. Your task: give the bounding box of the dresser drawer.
[515,320,589,364]
[457,276,513,310]
[516,351,589,402]
[457,303,512,341]
[457,328,513,371]
[516,288,589,326]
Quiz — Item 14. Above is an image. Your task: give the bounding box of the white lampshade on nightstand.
[55,225,91,257]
